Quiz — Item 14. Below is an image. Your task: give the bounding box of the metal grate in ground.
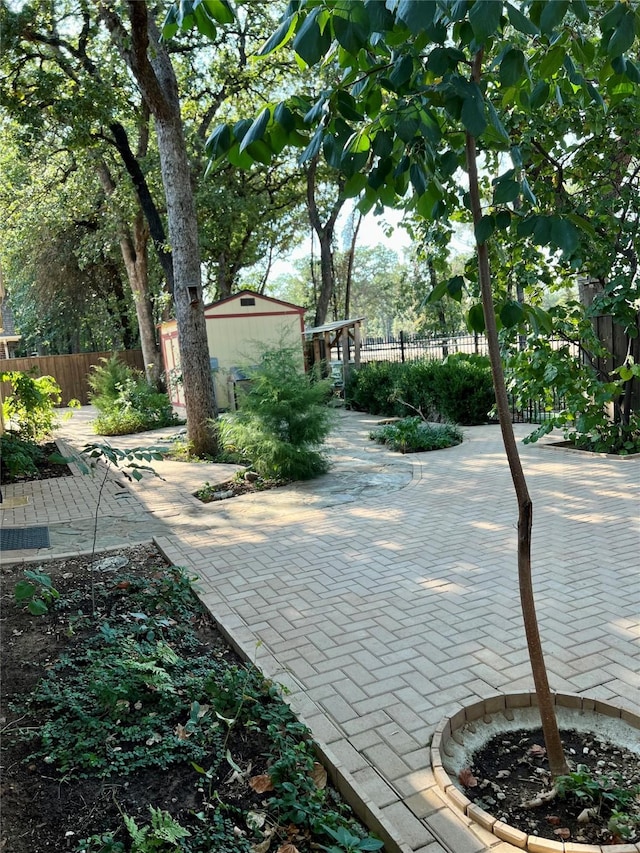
[0,526,50,551]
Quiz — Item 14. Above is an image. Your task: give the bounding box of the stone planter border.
[431,692,640,853]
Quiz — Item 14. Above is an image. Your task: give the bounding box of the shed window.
[240,297,256,306]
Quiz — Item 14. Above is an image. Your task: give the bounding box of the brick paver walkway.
[2,409,638,853]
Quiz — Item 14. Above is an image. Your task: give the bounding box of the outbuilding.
[159,290,306,411]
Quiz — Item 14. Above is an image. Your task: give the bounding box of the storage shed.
[159,291,306,411]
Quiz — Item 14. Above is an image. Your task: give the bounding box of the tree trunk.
[344,211,362,319]
[464,51,569,781]
[96,161,162,387]
[103,1,218,456]
[305,155,345,326]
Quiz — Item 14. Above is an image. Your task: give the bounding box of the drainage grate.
[0,526,50,551]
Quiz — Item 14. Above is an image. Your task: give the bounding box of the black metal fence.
[334,331,570,425]
[359,331,488,363]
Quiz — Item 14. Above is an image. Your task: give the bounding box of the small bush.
[1,371,61,441]
[344,361,405,416]
[88,354,177,435]
[370,418,463,453]
[218,346,334,481]
[346,356,494,425]
[0,432,43,478]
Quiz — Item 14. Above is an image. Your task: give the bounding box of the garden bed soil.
[0,544,376,853]
[1,440,73,484]
[461,727,640,846]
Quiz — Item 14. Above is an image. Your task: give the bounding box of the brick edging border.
[430,692,640,853]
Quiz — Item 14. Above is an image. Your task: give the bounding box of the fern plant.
[123,806,191,852]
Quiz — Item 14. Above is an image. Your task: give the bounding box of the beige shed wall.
[205,312,304,410]
[159,296,305,411]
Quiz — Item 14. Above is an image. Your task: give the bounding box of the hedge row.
[344,355,496,425]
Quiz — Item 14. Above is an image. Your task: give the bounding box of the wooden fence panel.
[0,350,144,406]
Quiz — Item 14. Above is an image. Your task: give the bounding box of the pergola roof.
[304,318,365,337]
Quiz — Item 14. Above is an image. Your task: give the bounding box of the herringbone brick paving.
[2,408,638,852]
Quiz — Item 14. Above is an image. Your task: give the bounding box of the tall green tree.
[190,0,640,778]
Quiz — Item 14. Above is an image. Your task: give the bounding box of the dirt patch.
[1,440,72,484]
[461,728,640,846]
[1,544,381,853]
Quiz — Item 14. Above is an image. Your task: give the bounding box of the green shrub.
[344,361,405,415]
[1,371,61,440]
[88,355,177,435]
[432,356,495,425]
[346,356,494,425]
[218,346,334,481]
[370,418,463,453]
[0,432,43,478]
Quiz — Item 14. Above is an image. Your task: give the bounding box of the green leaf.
[364,0,394,32]
[239,108,270,153]
[447,275,465,301]
[201,0,234,25]
[343,172,368,198]
[495,209,512,230]
[474,214,495,244]
[529,80,550,109]
[410,163,427,196]
[500,300,524,327]
[426,279,448,302]
[506,3,539,35]
[570,0,590,23]
[257,14,297,57]
[293,9,332,66]
[273,102,296,133]
[493,178,520,204]
[500,48,526,87]
[28,599,48,616]
[161,6,179,39]
[396,0,437,35]
[521,176,537,205]
[333,4,371,53]
[192,6,218,39]
[14,580,36,602]
[389,54,414,89]
[467,303,486,333]
[469,0,503,42]
[486,101,509,142]
[299,127,324,163]
[600,2,626,33]
[538,45,565,78]
[606,11,636,58]
[550,217,579,254]
[539,0,569,34]
[335,91,364,122]
[461,85,487,136]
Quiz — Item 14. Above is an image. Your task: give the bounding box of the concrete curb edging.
[154,535,423,853]
[431,692,640,853]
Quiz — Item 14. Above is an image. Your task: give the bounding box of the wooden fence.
[0,350,144,406]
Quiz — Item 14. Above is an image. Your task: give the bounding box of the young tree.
[187,0,640,779]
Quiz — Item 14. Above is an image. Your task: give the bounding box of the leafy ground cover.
[369,418,463,454]
[0,544,384,853]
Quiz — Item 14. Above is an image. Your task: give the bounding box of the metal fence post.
[400,330,405,363]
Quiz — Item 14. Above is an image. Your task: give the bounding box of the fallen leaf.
[577,807,598,823]
[246,811,266,831]
[546,815,561,825]
[529,744,546,758]
[458,767,478,787]
[310,762,327,789]
[174,723,191,740]
[553,827,571,839]
[252,839,271,853]
[276,845,300,853]
[249,774,274,793]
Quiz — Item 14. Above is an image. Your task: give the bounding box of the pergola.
[304,317,364,382]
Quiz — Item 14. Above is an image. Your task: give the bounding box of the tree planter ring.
[430,692,640,853]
